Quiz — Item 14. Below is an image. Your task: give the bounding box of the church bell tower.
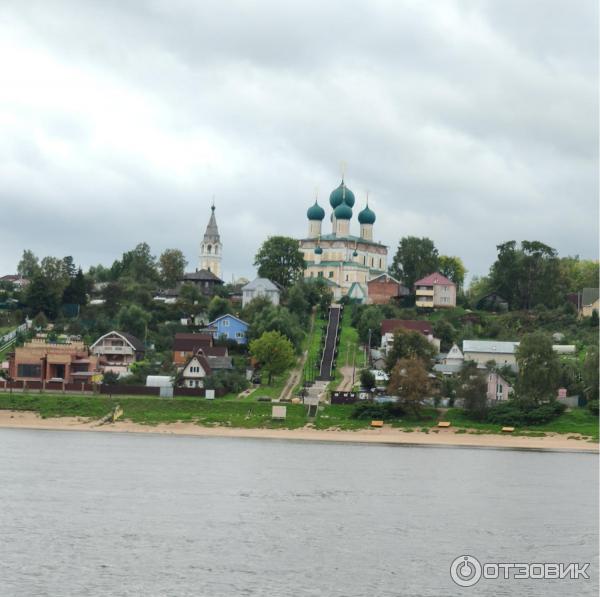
[199,202,222,278]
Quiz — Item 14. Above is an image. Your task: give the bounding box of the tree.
[456,361,488,420]
[254,236,305,288]
[582,346,599,403]
[385,328,436,372]
[489,241,565,310]
[61,256,76,279]
[159,249,187,288]
[515,332,559,404]
[25,274,60,318]
[438,255,466,290]
[102,282,124,316]
[559,256,600,292]
[17,249,40,278]
[359,369,376,392]
[117,304,150,340]
[433,320,456,352]
[387,358,429,417]
[389,236,439,290]
[356,305,384,345]
[62,269,87,305]
[120,243,158,282]
[33,311,48,330]
[248,306,304,351]
[286,284,310,324]
[207,296,232,322]
[249,331,295,384]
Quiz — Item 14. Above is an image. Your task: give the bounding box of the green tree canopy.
[62,269,87,306]
[159,249,187,288]
[359,369,376,391]
[249,330,295,384]
[438,255,467,290]
[456,361,488,421]
[385,328,436,372]
[117,304,150,340]
[387,358,430,417]
[390,236,439,290]
[207,296,232,322]
[17,249,40,278]
[254,236,305,288]
[248,305,304,352]
[119,243,158,283]
[515,332,560,404]
[489,241,565,310]
[582,346,599,403]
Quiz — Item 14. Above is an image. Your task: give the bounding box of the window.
[17,364,41,378]
[371,257,374,267]
[318,272,323,278]
[222,319,230,327]
[345,274,349,281]
[328,271,334,278]
[363,256,366,265]
[207,244,212,254]
[379,258,382,268]
[236,331,245,339]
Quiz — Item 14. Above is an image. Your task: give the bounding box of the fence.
[0,379,227,398]
[330,391,357,404]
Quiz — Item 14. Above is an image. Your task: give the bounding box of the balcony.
[416,299,434,308]
[416,289,434,296]
[94,345,134,356]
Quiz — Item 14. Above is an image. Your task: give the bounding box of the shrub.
[587,399,599,416]
[486,400,566,426]
[351,401,404,420]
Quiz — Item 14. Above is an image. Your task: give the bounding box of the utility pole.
[367,328,372,368]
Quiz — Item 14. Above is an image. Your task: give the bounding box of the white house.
[242,278,280,308]
[180,352,212,388]
[462,340,520,370]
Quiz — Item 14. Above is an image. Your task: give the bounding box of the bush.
[587,399,599,416]
[486,400,566,426]
[204,369,249,394]
[351,401,404,420]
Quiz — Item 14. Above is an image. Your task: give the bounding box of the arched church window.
[207,245,212,254]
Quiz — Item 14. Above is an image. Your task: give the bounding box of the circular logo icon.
[450,555,482,587]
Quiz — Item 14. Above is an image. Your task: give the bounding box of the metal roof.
[462,340,519,354]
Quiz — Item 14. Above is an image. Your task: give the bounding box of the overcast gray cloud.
[1,0,597,282]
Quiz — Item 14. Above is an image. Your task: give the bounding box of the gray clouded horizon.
[1,0,597,283]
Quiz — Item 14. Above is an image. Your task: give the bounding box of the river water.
[0,429,597,596]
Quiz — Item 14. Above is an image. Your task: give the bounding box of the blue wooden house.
[206,314,249,345]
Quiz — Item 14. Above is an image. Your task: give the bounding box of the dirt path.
[278,312,315,401]
[279,351,307,400]
[337,366,356,391]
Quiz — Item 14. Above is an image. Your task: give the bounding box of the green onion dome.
[314,246,323,255]
[306,200,325,221]
[333,201,352,220]
[358,204,376,225]
[329,180,355,208]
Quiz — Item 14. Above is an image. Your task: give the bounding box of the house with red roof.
[380,319,441,353]
[414,272,456,308]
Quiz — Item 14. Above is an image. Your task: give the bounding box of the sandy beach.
[0,410,597,452]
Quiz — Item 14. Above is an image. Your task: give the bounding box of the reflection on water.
[0,429,597,596]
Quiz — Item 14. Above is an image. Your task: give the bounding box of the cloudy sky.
[1,0,597,282]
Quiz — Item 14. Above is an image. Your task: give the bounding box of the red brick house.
[367,274,409,305]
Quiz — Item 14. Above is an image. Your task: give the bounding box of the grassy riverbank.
[0,394,596,439]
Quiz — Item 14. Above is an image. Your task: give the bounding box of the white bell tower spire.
[199,199,222,278]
